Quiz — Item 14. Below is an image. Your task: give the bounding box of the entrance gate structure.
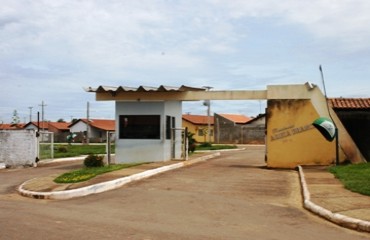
[86,83,365,169]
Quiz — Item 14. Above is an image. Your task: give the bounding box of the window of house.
[198,129,204,136]
[119,115,160,139]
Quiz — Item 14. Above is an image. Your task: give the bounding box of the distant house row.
[0,119,115,143]
[0,114,266,144]
[183,113,266,144]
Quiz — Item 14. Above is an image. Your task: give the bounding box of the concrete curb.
[37,156,88,165]
[196,148,245,153]
[297,165,370,232]
[18,152,220,200]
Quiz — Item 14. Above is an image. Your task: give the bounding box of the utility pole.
[86,101,90,144]
[319,65,339,165]
[202,86,213,143]
[39,101,47,132]
[28,106,33,122]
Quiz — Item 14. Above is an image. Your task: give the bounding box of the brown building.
[214,113,258,144]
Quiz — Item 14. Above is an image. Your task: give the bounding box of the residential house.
[182,114,214,143]
[69,119,115,143]
[0,123,25,130]
[329,98,370,161]
[23,121,71,142]
[48,122,70,142]
[24,121,49,131]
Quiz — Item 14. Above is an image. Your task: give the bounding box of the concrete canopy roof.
[85,83,319,102]
[85,84,269,101]
[85,85,206,93]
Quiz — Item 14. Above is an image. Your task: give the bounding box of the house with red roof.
[0,123,25,130]
[329,98,370,161]
[69,119,115,143]
[182,113,266,144]
[182,114,214,143]
[23,121,71,142]
[23,121,50,131]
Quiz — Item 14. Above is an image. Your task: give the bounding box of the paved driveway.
[1,146,369,239]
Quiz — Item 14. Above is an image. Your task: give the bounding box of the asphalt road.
[1,146,369,239]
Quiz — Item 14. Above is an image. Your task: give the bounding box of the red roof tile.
[329,98,370,109]
[78,119,115,131]
[218,114,252,124]
[0,123,25,130]
[24,121,49,129]
[48,122,70,130]
[182,115,214,125]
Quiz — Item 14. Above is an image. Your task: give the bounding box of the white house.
[69,119,115,142]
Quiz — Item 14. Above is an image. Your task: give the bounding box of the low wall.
[0,130,37,168]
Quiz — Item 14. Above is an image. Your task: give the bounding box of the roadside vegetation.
[54,154,144,183]
[51,141,238,183]
[39,144,115,160]
[195,142,238,151]
[329,162,370,196]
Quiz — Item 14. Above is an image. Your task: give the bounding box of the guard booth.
[86,84,366,168]
[86,85,206,163]
[115,100,182,163]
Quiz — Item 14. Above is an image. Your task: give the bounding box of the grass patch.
[329,162,370,196]
[54,163,143,183]
[40,144,115,160]
[195,144,238,151]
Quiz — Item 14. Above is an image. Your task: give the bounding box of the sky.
[1,0,369,123]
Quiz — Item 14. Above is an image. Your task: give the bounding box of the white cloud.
[210,0,370,52]
[0,0,369,121]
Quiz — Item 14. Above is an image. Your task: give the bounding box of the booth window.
[119,115,160,139]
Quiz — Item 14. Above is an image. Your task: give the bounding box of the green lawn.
[40,144,115,160]
[195,144,238,151]
[329,162,370,196]
[54,163,144,183]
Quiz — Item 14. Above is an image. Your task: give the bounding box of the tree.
[11,110,20,125]
[57,118,66,123]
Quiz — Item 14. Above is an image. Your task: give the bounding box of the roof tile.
[182,115,214,125]
[329,98,370,109]
[79,119,115,131]
[218,114,252,124]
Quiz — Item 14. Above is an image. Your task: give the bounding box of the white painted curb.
[298,165,370,232]
[18,152,220,200]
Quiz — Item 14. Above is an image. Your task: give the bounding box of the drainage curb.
[297,165,370,232]
[18,152,220,200]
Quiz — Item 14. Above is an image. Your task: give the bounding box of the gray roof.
[85,85,206,93]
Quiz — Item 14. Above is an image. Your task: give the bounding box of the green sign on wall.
[312,117,336,142]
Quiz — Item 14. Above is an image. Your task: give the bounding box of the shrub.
[187,132,196,153]
[84,154,104,168]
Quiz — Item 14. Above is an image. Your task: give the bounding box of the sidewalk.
[299,166,370,232]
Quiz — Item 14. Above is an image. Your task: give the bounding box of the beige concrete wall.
[266,85,365,168]
[266,99,345,168]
